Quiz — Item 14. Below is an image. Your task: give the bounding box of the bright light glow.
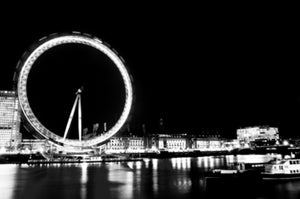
[143,158,150,169]
[80,163,88,199]
[171,158,177,169]
[203,157,209,168]
[171,157,192,170]
[283,140,289,146]
[233,154,281,164]
[81,163,88,184]
[17,33,133,148]
[152,159,158,170]
[135,161,142,169]
[0,164,18,199]
[127,162,134,169]
[151,159,158,194]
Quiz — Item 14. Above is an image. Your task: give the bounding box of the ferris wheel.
[14,32,133,149]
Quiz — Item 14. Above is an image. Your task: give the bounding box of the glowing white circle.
[16,33,133,148]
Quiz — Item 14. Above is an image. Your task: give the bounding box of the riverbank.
[1,146,299,164]
[0,153,39,164]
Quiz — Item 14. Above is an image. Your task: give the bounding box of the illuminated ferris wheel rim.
[16,32,133,147]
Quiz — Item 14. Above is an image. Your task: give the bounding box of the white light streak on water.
[152,159,158,194]
[152,159,158,170]
[203,157,208,168]
[135,161,142,170]
[108,163,134,199]
[134,161,142,193]
[80,163,88,199]
[236,154,282,163]
[143,158,150,168]
[171,158,177,169]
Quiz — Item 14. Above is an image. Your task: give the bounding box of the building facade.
[105,137,126,152]
[102,134,231,154]
[127,137,144,151]
[21,139,48,153]
[237,126,279,147]
[158,137,187,151]
[105,136,145,153]
[0,91,22,151]
[193,137,228,151]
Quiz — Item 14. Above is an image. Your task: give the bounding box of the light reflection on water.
[81,163,88,199]
[0,164,17,199]
[151,158,158,195]
[225,154,282,164]
[0,155,300,199]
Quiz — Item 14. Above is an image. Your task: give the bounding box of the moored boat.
[207,162,261,180]
[261,158,300,180]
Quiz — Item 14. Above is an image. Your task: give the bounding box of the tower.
[159,118,164,134]
[0,91,22,150]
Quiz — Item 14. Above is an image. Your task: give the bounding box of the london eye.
[14,32,133,150]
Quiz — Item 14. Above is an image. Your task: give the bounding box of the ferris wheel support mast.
[78,89,82,142]
[63,88,83,143]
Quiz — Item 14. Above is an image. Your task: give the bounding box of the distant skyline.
[0,6,298,138]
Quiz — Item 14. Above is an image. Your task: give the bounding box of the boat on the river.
[261,158,300,180]
[206,162,261,180]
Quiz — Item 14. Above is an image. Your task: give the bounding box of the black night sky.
[0,5,298,139]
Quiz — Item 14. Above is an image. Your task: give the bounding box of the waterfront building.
[127,136,144,151]
[155,134,187,151]
[195,138,225,151]
[20,139,48,153]
[237,126,279,147]
[104,136,145,154]
[158,137,187,151]
[0,91,22,151]
[222,139,240,150]
[105,137,127,153]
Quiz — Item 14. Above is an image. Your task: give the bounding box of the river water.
[1,154,300,199]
